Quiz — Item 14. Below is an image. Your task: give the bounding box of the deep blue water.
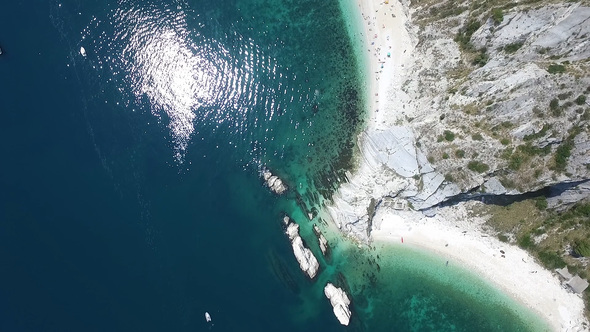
[0,1,547,331]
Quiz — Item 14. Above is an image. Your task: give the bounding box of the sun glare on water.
[80,1,289,162]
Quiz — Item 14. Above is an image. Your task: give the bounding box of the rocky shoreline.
[326,0,590,329]
[332,0,590,242]
[282,216,320,279]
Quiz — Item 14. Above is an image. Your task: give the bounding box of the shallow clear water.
[0,0,548,331]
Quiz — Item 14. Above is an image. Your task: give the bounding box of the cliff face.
[330,0,590,242]
[408,1,590,197]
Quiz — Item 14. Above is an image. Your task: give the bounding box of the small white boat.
[205,312,211,322]
[80,46,87,57]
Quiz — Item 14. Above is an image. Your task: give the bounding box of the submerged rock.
[313,224,329,256]
[283,216,319,279]
[324,283,352,326]
[262,168,287,194]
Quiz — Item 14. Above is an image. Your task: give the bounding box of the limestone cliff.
[329,0,590,242]
[407,0,590,198]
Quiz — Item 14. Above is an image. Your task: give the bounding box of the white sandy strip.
[356,0,413,129]
[351,1,589,331]
[371,205,587,331]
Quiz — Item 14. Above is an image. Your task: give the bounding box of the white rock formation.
[313,225,329,256]
[328,1,590,242]
[283,217,319,279]
[262,168,287,194]
[327,126,460,241]
[324,283,352,326]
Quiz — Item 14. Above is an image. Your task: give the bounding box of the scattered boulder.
[283,216,319,279]
[324,283,352,326]
[262,168,287,194]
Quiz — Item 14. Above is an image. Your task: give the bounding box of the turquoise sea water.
[0,0,548,331]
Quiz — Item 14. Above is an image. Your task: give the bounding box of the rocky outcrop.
[262,168,287,194]
[283,216,319,279]
[406,2,590,197]
[327,127,461,241]
[324,283,352,326]
[313,224,329,256]
[328,1,590,242]
[547,180,590,211]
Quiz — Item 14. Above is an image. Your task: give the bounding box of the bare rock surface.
[329,0,590,242]
[262,168,287,194]
[324,283,352,326]
[283,216,319,279]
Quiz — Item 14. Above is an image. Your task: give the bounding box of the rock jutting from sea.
[312,224,329,256]
[261,168,287,195]
[324,283,352,326]
[283,216,319,279]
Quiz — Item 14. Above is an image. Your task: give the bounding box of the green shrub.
[550,98,559,110]
[573,239,590,257]
[472,49,489,67]
[554,141,573,171]
[538,250,566,269]
[455,19,481,50]
[499,177,516,189]
[573,203,590,217]
[523,124,551,141]
[442,152,450,159]
[504,42,523,53]
[575,95,587,105]
[498,234,509,243]
[509,153,525,170]
[518,233,534,249]
[500,138,510,145]
[455,149,465,158]
[467,160,490,173]
[568,126,582,140]
[517,142,549,156]
[445,174,454,182]
[492,8,504,24]
[535,197,548,210]
[500,147,513,160]
[444,130,456,141]
[472,133,483,141]
[547,63,566,74]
